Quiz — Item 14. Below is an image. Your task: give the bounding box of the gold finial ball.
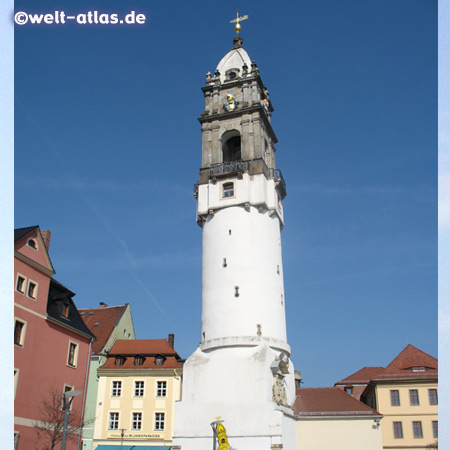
[235,23,241,32]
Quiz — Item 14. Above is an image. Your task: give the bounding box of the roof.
[294,388,381,417]
[14,226,39,242]
[373,344,438,381]
[79,305,130,354]
[216,46,252,83]
[335,367,385,385]
[46,279,95,340]
[100,339,183,370]
[109,339,178,356]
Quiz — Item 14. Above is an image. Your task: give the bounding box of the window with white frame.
[27,238,37,249]
[16,275,26,294]
[222,181,235,199]
[27,281,37,299]
[109,412,119,430]
[154,412,165,431]
[134,381,144,397]
[14,320,26,347]
[63,385,74,410]
[156,381,167,397]
[111,381,122,397]
[14,369,19,399]
[132,412,142,430]
[67,342,78,367]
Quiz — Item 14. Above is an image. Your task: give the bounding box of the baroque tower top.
[196,15,286,228]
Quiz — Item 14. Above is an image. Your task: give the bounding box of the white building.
[173,21,297,450]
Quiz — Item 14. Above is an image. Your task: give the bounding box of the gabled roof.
[47,279,95,340]
[79,305,130,354]
[374,344,438,380]
[335,367,385,385]
[100,339,183,370]
[294,388,381,416]
[14,225,55,275]
[14,226,39,242]
[109,339,177,356]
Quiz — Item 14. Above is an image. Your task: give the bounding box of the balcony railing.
[209,160,249,177]
[264,168,287,198]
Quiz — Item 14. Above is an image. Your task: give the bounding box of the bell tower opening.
[222,135,241,162]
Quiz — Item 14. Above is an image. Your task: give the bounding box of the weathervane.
[230,10,248,34]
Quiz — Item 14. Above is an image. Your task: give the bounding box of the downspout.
[78,339,93,450]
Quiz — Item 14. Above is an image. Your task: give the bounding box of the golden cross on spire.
[230,10,248,33]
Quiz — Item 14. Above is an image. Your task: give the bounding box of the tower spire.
[230,10,248,49]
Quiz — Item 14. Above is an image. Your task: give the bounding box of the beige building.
[361,345,438,449]
[92,337,183,450]
[294,387,383,450]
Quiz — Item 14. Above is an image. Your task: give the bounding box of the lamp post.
[61,390,82,450]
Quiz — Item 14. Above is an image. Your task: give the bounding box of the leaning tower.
[173,15,297,450]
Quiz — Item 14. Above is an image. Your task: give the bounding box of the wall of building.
[93,371,181,448]
[297,417,383,450]
[375,382,438,448]
[82,306,135,450]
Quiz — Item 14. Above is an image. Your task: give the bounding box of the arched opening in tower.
[222,136,241,162]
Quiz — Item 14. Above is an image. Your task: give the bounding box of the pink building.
[14,226,95,450]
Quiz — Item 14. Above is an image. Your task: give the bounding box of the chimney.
[168,333,174,349]
[41,230,51,251]
[99,302,108,308]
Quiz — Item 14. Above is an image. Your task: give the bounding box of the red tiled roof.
[79,305,129,354]
[335,367,385,385]
[374,344,438,380]
[108,339,177,356]
[294,388,380,416]
[100,339,182,370]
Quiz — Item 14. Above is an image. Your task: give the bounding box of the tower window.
[223,258,227,267]
[222,136,241,162]
[235,286,239,297]
[222,182,235,199]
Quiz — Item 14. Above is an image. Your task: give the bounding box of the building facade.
[337,345,438,450]
[173,19,297,450]
[92,338,182,450]
[79,303,136,450]
[294,388,383,450]
[14,226,95,450]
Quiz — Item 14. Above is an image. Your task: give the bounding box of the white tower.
[174,17,297,450]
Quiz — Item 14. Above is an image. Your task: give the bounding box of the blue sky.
[14,0,437,388]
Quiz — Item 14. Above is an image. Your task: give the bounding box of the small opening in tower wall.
[223,258,227,267]
[229,229,232,235]
[222,136,241,162]
[235,286,239,297]
[277,265,280,274]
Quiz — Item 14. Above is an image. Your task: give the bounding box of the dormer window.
[155,355,165,366]
[62,303,70,318]
[27,239,37,249]
[114,356,125,366]
[134,356,145,366]
[412,366,425,372]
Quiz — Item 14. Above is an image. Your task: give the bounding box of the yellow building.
[361,345,438,450]
[294,387,384,450]
[92,337,183,450]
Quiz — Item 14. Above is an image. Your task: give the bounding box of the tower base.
[173,341,298,450]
